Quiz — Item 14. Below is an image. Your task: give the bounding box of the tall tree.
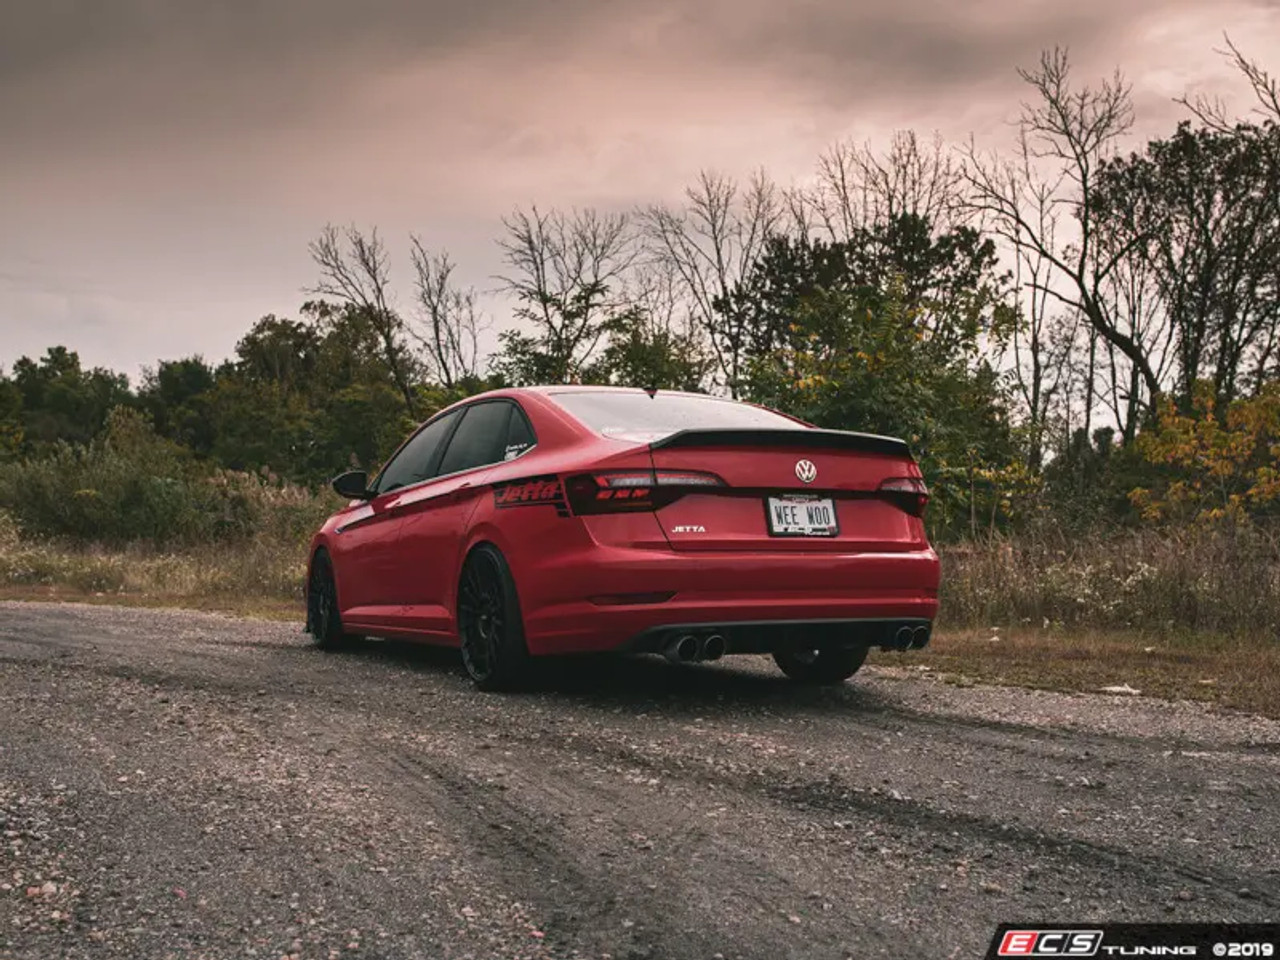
[308,224,419,416]
[1003,181,1081,471]
[1094,120,1280,407]
[10,347,133,449]
[138,356,217,455]
[198,307,416,480]
[494,206,636,384]
[811,130,966,241]
[641,170,783,395]
[226,315,319,392]
[0,373,22,456]
[409,241,484,389]
[722,213,1013,374]
[963,48,1164,444]
[580,305,712,392]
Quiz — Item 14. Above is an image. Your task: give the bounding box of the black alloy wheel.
[457,544,531,691]
[307,552,350,651]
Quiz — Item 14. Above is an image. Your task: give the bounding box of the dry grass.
[940,523,1280,637]
[0,521,307,622]
[872,627,1280,718]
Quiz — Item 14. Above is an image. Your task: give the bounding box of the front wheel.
[772,646,868,685]
[307,552,353,651]
[457,544,531,691]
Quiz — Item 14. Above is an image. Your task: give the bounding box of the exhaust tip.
[700,634,727,662]
[894,626,914,650]
[911,625,931,649]
[664,634,700,664]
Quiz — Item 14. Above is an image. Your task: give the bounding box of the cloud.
[0,0,1234,149]
[1,0,1277,375]
[0,0,602,146]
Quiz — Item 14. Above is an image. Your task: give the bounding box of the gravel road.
[1,601,1277,960]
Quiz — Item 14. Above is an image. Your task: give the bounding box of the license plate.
[766,496,839,537]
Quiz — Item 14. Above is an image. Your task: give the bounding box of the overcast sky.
[2,0,1278,380]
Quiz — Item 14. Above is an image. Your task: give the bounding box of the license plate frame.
[765,495,840,538]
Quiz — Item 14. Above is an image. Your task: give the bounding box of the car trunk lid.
[645,428,927,553]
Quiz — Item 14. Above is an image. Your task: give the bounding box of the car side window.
[436,401,515,477]
[503,404,537,461]
[373,409,461,494]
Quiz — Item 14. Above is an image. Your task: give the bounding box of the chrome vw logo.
[795,459,817,483]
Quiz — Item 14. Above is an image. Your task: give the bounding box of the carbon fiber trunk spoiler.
[648,428,912,459]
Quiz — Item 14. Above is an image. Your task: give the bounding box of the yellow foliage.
[0,423,21,455]
[1131,382,1280,523]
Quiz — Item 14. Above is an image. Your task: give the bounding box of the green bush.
[0,407,337,546]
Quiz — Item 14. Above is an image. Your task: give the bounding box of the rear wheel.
[457,544,531,691]
[307,552,352,651]
[772,645,868,685]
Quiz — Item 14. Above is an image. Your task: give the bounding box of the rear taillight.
[564,470,726,515]
[878,477,929,517]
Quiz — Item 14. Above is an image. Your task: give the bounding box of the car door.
[390,400,519,638]
[334,409,462,628]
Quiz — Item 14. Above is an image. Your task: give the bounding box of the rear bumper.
[623,616,934,656]
[518,544,940,655]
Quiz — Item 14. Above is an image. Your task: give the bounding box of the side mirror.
[331,470,373,500]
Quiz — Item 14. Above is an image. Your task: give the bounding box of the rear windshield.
[549,391,804,440]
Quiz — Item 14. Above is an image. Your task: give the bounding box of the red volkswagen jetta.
[306,387,939,690]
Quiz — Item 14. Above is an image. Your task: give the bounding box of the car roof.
[453,385,758,407]
[519,385,746,402]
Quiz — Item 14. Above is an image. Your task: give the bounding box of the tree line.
[2,43,1279,540]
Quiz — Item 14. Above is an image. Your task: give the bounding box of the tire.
[772,645,868,685]
[457,544,532,691]
[306,552,351,651]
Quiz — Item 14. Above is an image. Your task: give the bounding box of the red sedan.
[306,387,939,690]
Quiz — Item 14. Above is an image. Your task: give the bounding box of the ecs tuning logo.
[998,930,1104,957]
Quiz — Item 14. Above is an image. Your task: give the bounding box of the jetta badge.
[795,459,817,483]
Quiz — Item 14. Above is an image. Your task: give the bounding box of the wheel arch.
[454,537,533,636]
[454,537,509,610]
[306,540,346,619]
[455,537,533,689]
[451,525,516,620]
[304,542,335,638]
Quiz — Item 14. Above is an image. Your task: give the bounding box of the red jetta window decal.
[493,476,568,516]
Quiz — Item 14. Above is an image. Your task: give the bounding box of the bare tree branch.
[640,169,782,394]
[497,206,638,381]
[1178,34,1280,128]
[813,130,966,240]
[307,224,418,415]
[962,48,1162,444]
[408,240,484,389]
[1002,171,1078,469]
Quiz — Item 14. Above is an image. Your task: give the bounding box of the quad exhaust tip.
[889,624,930,651]
[663,632,727,664]
[664,634,700,664]
[700,634,727,662]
